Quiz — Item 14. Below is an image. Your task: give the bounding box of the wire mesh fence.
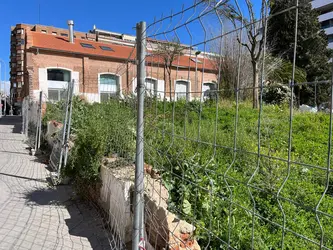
[137,0,333,249]
[21,95,40,147]
[19,0,333,249]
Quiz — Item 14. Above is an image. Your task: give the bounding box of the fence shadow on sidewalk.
[23,185,117,250]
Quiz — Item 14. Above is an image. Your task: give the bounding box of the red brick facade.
[10,23,218,104]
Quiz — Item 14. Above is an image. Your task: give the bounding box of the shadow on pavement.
[24,186,116,250]
[0,116,22,134]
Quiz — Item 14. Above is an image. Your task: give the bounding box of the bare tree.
[209,30,252,100]
[208,0,269,108]
[153,38,184,101]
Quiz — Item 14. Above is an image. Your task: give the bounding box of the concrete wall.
[99,160,201,250]
[99,164,134,245]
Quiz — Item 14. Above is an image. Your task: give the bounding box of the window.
[52,32,57,35]
[48,89,67,102]
[41,30,47,33]
[100,46,115,52]
[328,35,333,44]
[80,43,95,49]
[61,33,68,37]
[99,74,119,102]
[202,82,217,100]
[175,80,189,100]
[17,39,24,45]
[17,72,23,76]
[321,19,333,29]
[47,69,71,81]
[17,29,24,34]
[145,78,157,96]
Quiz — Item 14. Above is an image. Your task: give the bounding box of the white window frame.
[132,77,165,99]
[145,77,158,97]
[202,82,216,100]
[48,88,67,102]
[98,72,122,102]
[45,67,72,102]
[174,79,191,101]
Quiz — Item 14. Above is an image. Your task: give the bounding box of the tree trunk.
[252,61,259,109]
[168,72,172,101]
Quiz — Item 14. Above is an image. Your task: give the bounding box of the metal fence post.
[25,97,29,137]
[132,20,146,250]
[58,81,71,176]
[21,98,25,134]
[35,91,42,152]
[64,80,75,167]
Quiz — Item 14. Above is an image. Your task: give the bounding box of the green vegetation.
[44,96,136,183]
[45,97,333,249]
[268,0,332,106]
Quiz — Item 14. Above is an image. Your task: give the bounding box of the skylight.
[81,43,95,49]
[100,46,115,52]
[190,58,202,63]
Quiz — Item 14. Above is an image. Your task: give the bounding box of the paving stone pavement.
[0,116,118,250]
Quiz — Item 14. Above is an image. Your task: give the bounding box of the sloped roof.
[30,32,216,71]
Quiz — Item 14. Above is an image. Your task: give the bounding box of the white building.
[312,0,333,49]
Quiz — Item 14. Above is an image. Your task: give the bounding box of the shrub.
[263,82,293,105]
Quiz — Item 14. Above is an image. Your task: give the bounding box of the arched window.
[145,78,157,96]
[47,68,71,102]
[175,80,189,101]
[99,74,120,102]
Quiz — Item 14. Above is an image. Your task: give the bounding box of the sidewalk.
[0,116,116,250]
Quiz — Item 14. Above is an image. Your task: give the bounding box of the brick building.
[10,21,218,107]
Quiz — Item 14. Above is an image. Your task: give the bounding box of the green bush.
[45,97,136,183]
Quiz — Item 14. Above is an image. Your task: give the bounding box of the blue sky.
[0,0,261,81]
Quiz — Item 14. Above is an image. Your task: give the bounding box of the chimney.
[67,20,74,43]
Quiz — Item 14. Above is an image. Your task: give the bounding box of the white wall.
[38,68,80,101]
